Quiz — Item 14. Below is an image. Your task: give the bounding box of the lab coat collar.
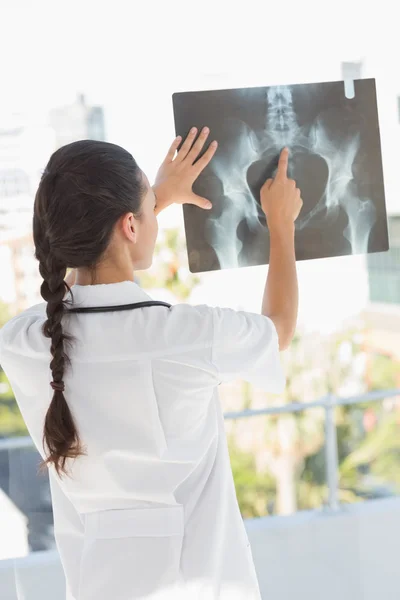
[66,280,153,308]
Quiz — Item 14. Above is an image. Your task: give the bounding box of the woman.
[0,128,302,599]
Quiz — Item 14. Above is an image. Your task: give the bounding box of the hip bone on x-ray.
[172,78,389,273]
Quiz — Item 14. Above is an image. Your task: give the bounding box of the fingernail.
[205,202,212,209]
[191,127,197,134]
[211,141,218,147]
[203,127,209,134]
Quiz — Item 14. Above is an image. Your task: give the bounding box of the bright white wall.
[246,497,400,600]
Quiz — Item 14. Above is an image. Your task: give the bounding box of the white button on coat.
[0,281,285,599]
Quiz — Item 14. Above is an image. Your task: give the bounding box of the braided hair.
[33,140,145,476]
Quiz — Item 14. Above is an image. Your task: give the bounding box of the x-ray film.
[172,78,388,273]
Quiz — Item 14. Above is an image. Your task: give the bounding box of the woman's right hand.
[260,148,303,233]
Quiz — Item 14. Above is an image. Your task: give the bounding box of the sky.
[1,0,400,331]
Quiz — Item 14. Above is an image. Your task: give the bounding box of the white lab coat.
[0,281,285,599]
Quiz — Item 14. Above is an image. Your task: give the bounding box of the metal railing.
[224,388,400,510]
[1,388,399,510]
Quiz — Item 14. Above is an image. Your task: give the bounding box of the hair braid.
[34,181,85,477]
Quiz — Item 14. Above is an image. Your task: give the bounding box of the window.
[368,217,400,305]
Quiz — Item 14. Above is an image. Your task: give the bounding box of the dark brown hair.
[33,140,145,476]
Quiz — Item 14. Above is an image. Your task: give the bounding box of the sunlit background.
[1,1,400,598]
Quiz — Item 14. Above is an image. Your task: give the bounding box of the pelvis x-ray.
[172,78,388,273]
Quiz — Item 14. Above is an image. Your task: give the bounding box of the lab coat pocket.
[78,506,184,600]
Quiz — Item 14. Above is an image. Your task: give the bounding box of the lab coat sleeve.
[211,307,286,393]
[0,303,46,356]
[48,471,84,600]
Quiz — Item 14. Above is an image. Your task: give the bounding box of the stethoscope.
[49,301,172,391]
[66,301,172,314]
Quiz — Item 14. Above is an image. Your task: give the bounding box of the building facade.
[0,95,106,312]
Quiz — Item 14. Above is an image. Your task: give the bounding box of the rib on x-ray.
[172,78,388,273]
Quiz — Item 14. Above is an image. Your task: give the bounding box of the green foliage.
[229,436,276,518]
[0,300,11,330]
[369,354,399,390]
[0,301,28,436]
[230,323,400,517]
[340,411,400,489]
[241,381,252,411]
[0,399,27,437]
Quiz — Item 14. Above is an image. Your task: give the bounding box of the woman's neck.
[67,267,135,287]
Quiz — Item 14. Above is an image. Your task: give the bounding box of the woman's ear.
[122,213,137,243]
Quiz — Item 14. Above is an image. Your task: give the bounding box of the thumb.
[187,193,213,210]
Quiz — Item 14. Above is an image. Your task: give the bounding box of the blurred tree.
[336,350,400,499]
[368,353,399,390]
[339,411,400,494]
[259,326,367,515]
[228,435,276,518]
[298,342,400,510]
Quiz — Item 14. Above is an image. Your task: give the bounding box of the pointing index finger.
[276,147,289,180]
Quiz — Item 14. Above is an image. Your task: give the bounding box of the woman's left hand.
[153,127,218,215]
